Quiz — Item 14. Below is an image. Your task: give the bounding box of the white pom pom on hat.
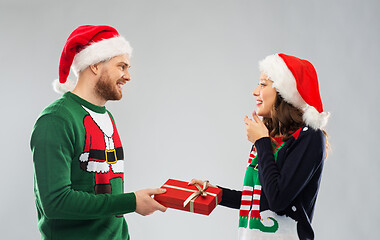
[259,53,330,130]
[52,78,77,94]
[53,25,133,94]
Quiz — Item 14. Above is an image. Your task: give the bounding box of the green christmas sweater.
[30,92,136,240]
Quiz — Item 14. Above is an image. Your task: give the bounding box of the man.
[30,25,166,240]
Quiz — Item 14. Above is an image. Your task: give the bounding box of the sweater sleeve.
[255,129,325,212]
[217,186,242,209]
[31,114,136,220]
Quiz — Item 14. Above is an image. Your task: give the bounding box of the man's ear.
[89,63,102,75]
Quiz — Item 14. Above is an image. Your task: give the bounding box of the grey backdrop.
[1,0,379,239]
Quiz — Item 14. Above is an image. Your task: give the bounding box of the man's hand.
[134,188,167,216]
[244,111,269,144]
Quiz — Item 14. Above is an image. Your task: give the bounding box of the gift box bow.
[162,181,218,213]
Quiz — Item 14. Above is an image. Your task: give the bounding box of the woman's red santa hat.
[53,25,133,94]
[259,53,329,130]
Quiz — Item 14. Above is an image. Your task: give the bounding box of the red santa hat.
[259,53,329,130]
[53,25,133,93]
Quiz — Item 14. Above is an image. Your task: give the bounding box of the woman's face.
[252,73,277,118]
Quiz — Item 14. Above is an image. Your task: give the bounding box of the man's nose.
[123,71,131,81]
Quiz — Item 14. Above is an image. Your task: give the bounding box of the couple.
[31,25,329,240]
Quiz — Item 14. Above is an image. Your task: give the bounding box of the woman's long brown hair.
[262,93,329,153]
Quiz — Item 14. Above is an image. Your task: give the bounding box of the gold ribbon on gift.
[162,181,218,213]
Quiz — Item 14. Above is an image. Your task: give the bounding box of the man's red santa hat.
[259,53,329,130]
[53,25,133,93]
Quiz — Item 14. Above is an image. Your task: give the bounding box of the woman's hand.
[188,179,205,186]
[188,179,218,188]
[244,110,269,144]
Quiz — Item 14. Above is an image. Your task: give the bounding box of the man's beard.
[95,71,122,101]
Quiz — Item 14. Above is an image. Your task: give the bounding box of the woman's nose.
[252,86,260,96]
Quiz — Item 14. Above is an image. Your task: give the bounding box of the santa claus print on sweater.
[79,106,124,195]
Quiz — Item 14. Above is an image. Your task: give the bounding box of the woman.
[190,53,329,240]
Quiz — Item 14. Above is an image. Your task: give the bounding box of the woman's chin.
[257,111,269,118]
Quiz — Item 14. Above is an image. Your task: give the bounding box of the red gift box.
[154,179,222,215]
